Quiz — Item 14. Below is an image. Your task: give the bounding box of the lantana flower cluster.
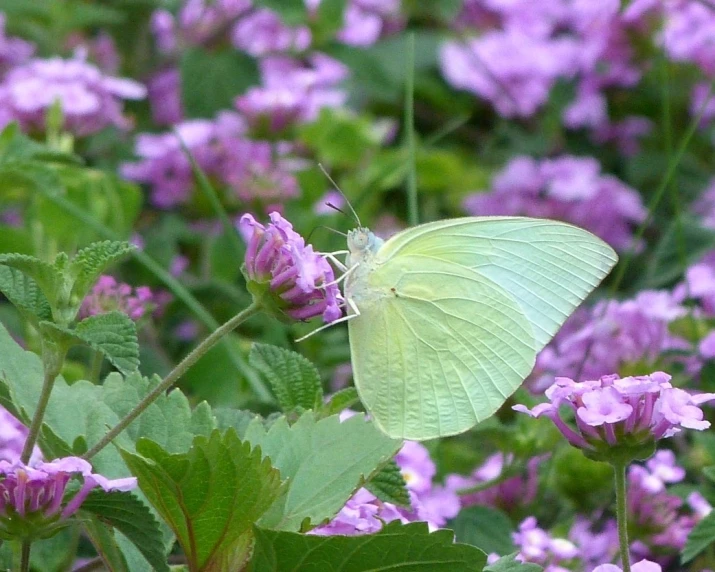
[240,212,342,323]
[514,372,715,461]
[79,275,156,321]
[463,155,646,250]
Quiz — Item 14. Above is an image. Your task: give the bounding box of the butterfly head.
[347,227,384,262]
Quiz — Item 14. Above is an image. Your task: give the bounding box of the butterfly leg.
[321,263,359,289]
[317,250,349,272]
[295,298,361,342]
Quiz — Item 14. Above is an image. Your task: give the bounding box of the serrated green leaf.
[484,553,543,571]
[682,510,715,563]
[40,312,139,375]
[249,521,488,571]
[249,344,322,414]
[122,430,283,572]
[320,387,359,417]
[364,459,410,507]
[0,265,52,326]
[80,490,169,572]
[0,322,215,483]
[214,407,259,439]
[243,412,401,531]
[180,47,259,118]
[450,506,516,556]
[83,516,130,572]
[0,253,63,312]
[69,240,136,304]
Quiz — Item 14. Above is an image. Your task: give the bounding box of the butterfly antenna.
[306,225,348,243]
[318,163,361,227]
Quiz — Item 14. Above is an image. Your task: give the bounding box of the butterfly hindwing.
[348,255,535,440]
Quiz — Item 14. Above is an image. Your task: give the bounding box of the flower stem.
[19,541,30,572]
[21,341,66,463]
[614,461,632,572]
[83,302,262,460]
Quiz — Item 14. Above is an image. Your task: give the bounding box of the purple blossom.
[531,291,688,389]
[0,407,39,464]
[569,517,619,570]
[445,453,540,512]
[79,276,155,321]
[0,56,145,136]
[514,372,715,459]
[231,9,310,56]
[463,156,646,250]
[235,54,347,132]
[592,561,661,572]
[513,516,579,568]
[240,212,342,323]
[311,438,459,535]
[147,68,183,126]
[0,14,34,70]
[0,456,135,539]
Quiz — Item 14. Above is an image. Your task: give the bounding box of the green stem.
[19,541,30,572]
[21,342,66,463]
[83,302,262,460]
[89,350,104,384]
[613,461,632,572]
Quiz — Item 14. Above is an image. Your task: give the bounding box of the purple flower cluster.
[240,212,342,323]
[0,456,135,539]
[311,438,459,535]
[0,14,33,71]
[79,275,155,321]
[514,372,715,459]
[440,0,645,142]
[307,0,403,47]
[0,55,145,136]
[463,155,646,250]
[122,112,300,209]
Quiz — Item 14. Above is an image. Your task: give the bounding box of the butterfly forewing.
[374,217,618,352]
[347,255,535,440]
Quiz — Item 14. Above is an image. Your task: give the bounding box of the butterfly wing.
[347,256,536,440]
[374,217,618,352]
[347,217,617,440]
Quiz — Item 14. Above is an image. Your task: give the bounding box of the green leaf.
[0,122,80,164]
[320,387,359,417]
[0,253,63,311]
[214,407,259,439]
[243,412,401,531]
[484,553,543,571]
[249,343,323,414]
[69,240,136,304]
[703,466,715,483]
[249,521,488,571]
[0,159,64,195]
[80,490,169,572]
[122,430,283,572]
[0,265,52,326]
[40,312,140,375]
[253,0,305,25]
[682,510,715,563]
[83,517,130,572]
[310,0,345,43]
[641,216,715,289]
[364,459,410,507]
[180,47,259,118]
[450,506,516,556]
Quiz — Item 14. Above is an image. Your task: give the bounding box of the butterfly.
[342,216,617,440]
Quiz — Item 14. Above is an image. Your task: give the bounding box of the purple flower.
[0,14,34,71]
[80,276,155,321]
[147,68,183,126]
[592,561,661,572]
[0,56,145,136]
[445,453,540,513]
[310,437,459,535]
[0,407,39,464]
[513,516,579,568]
[240,212,342,323]
[463,155,646,250]
[231,9,311,56]
[0,457,135,539]
[514,372,715,460]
